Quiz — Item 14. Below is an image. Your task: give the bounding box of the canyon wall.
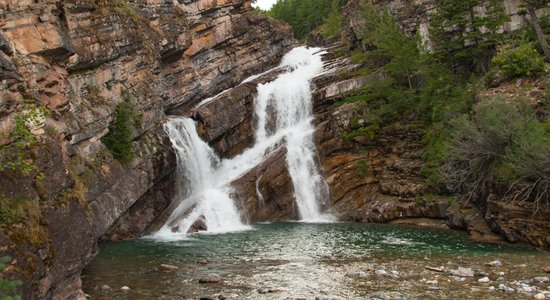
[342,0,550,48]
[0,0,293,298]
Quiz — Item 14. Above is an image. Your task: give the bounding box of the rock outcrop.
[0,0,294,298]
[341,0,550,48]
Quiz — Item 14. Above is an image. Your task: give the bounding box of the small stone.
[534,277,550,284]
[120,286,130,292]
[478,277,490,283]
[375,269,389,276]
[39,15,50,22]
[199,274,223,284]
[425,266,444,272]
[159,264,179,271]
[535,293,546,300]
[523,286,535,293]
[498,272,505,276]
[217,294,227,300]
[486,260,502,267]
[450,267,475,277]
[426,280,438,285]
[544,267,550,274]
[489,286,495,292]
[450,276,466,282]
[497,277,505,281]
[499,284,514,293]
[197,259,209,265]
[100,284,111,291]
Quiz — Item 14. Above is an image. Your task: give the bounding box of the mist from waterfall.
[154,47,331,239]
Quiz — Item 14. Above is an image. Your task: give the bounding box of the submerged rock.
[486,260,502,267]
[159,264,179,271]
[534,277,550,284]
[199,274,223,284]
[535,293,546,300]
[120,286,131,292]
[499,284,515,293]
[450,267,475,277]
[478,277,491,283]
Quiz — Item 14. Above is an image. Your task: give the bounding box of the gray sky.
[252,0,277,10]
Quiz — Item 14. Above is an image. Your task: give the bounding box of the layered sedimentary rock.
[0,0,293,298]
[341,0,550,48]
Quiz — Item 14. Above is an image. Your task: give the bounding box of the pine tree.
[429,0,509,74]
[521,0,550,59]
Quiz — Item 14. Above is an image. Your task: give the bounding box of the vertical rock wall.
[0,0,294,298]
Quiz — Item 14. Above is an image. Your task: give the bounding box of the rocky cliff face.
[0,0,293,298]
[342,0,550,48]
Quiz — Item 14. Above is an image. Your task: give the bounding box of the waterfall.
[254,47,331,221]
[155,47,331,238]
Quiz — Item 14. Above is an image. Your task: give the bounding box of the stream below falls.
[82,222,550,299]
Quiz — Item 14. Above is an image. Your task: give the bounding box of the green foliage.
[421,128,447,186]
[492,42,545,78]
[344,111,381,142]
[429,0,509,74]
[0,104,47,179]
[0,206,25,225]
[0,256,21,300]
[319,0,344,38]
[357,159,368,177]
[441,96,549,210]
[360,3,421,89]
[268,0,347,39]
[95,0,144,24]
[101,90,141,165]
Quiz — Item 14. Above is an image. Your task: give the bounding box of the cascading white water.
[254,47,331,221]
[157,119,250,238]
[155,47,331,238]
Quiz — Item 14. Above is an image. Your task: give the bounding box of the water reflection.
[83,222,548,299]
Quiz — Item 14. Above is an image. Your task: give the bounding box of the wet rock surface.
[0,0,294,298]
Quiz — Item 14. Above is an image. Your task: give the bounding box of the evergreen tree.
[429,0,509,74]
[268,0,347,39]
[320,0,344,38]
[521,0,550,59]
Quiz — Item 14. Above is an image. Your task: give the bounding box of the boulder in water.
[188,216,208,233]
[199,274,223,284]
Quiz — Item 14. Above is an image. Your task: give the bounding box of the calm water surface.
[82,222,550,299]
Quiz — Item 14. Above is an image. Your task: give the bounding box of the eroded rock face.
[0,0,294,298]
[232,146,298,222]
[341,0,550,48]
[485,200,550,248]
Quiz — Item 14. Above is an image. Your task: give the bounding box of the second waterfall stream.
[155,47,332,239]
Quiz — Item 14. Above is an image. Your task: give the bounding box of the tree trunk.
[527,5,550,60]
